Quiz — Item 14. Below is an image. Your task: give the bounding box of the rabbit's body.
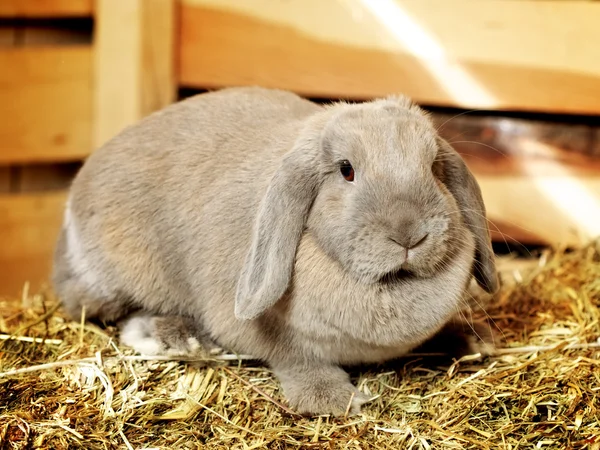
[54,87,497,416]
[58,88,312,321]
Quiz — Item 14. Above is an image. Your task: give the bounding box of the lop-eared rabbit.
[53,87,498,416]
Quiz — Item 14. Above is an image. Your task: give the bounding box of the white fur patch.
[187,337,201,352]
[64,197,108,296]
[119,315,164,356]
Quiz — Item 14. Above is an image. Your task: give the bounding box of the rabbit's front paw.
[274,364,371,416]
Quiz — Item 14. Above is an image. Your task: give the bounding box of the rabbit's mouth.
[378,268,414,285]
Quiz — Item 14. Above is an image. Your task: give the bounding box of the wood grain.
[0,46,93,164]
[0,192,66,295]
[0,0,93,17]
[93,0,176,148]
[179,0,600,115]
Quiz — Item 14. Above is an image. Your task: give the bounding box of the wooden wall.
[0,10,92,295]
[0,0,175,296]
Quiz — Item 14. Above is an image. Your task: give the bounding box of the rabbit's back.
[61,87,320,322]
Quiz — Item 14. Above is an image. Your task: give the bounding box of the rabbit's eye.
[340,160,355,182]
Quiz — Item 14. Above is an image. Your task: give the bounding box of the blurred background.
[1,0,599,295]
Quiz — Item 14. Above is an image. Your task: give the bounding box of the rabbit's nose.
[389,232,428,250]
[386,201,428,249]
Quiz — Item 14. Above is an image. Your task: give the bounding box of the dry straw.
[1,241,600,449]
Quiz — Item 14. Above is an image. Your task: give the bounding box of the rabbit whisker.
[434,109,485,133]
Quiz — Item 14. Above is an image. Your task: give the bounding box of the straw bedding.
[1,242,599,449]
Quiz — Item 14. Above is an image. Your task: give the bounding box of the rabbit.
[52,86,498,416]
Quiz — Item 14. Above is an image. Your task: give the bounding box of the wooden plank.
[0,191,67,296]
[93,0,176,148]
[179,0,600,115]
[0,0,93,17]
[0,46,92,164]
[460,149,600,246]
[479,175,600,247]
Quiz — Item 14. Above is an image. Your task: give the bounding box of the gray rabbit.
[53,87,498,416]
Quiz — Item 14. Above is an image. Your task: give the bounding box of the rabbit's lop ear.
[235,141,320,320]
[437,138,499,294]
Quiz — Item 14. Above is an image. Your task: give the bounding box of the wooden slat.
[94,0,176,148]
[179,0,600,115]
[0,0,93,17]
[0,192,67,296]
[0,46,92,164]
[479,175,600,247]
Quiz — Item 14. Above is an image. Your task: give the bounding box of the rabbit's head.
[235,95,498,320]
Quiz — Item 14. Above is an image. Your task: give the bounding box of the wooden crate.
[0,47,93,164]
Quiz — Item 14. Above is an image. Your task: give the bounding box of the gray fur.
[52,87,498,416]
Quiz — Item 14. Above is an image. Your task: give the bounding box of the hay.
[1,242,600,449]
